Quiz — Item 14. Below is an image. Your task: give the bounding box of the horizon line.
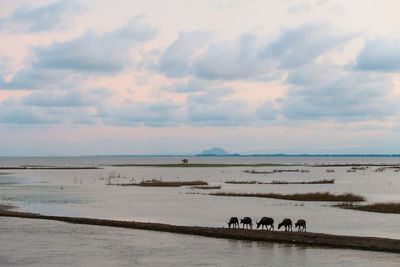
[2,153,399,157]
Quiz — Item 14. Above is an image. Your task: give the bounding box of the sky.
[1,0,400,156]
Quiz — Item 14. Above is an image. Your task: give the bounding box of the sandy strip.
[1,208,399,254]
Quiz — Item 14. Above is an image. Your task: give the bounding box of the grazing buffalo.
[295,219,306,232]
[256,217,274,231]
[240,217,253,229]
[227,217,239,229]
[278,218,293,232]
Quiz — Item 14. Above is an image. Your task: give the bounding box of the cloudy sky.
[1,0,400,156]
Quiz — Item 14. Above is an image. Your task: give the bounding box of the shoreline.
[106,163,295,167]
[0,166,100,170]
[1,208,399,254]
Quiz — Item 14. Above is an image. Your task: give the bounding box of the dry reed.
[210,192,364,202]
[335,202,400,214]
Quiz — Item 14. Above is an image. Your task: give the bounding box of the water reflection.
[1,217,400,266]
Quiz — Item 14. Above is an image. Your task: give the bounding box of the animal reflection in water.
[240,217,253,229]
[227,217,239,229]
[256,217,274,231]
[295,219,306,232]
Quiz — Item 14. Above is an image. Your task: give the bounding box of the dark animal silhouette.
[227,217,239,229]
[278,218,292,232]
[240,217,253,229]
[295,219,306,232]
[182,159,188,164]
[256,217,274,231]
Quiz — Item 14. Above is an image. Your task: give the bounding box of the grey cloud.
[1,17,156,90]
[265,23,354,68]
[0,0,83,33]
[157,23,353,81]
[98,101,185,127]
[46,106,99,125]
[0,88,112,125]
[0,56,13,78]
[22,88,112,107]
[32,17,156,73]
[187,86,253,126]
[0,102,98,125]
[286,62,342,87]
[192,33,277,80]
[280,72,397,120]
[161,78,217,93]
[0,67,79,90]
[158,31,210,77]
[255,101,278,120]
[0,98,60,124]
[353,39,400,72]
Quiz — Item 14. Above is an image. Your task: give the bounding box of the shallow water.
[1,157,400,265]
[1,217,399,267]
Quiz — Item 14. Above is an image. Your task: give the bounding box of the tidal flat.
[1,156,400,265]
[1,207,400,253]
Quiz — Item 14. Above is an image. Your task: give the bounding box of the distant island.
[198,147,228,156]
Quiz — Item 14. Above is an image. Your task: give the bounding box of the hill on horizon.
[200,147,228,155]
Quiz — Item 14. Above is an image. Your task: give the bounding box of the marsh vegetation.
[335,202,400,214]
[110,179,209,187]
[225,179,335,185]
[108,163,295,168]
[210,192,364,202]
[191,185,221,190]
[0,166,100,170]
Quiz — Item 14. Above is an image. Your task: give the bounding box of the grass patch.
[272,169,301,173]
[210,192,364,202]
[242,169,311,174]
[313,164,400,167]
[243,170,274,174]
[111,179,208,187]
[269,179,335,184]
[107,163,296,168]
[0,204,15,210]
[191,185,221,190]
[0,166,100,170]
[225,179,335,185]
[226,180,258,184]
[335,202,400,214]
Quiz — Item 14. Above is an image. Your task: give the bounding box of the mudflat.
[1,208,399,254]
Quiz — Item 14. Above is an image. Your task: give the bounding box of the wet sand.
[1,207,399,254]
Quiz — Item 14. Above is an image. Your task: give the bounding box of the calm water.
[1,157,400,265]
[1,217,399,267]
